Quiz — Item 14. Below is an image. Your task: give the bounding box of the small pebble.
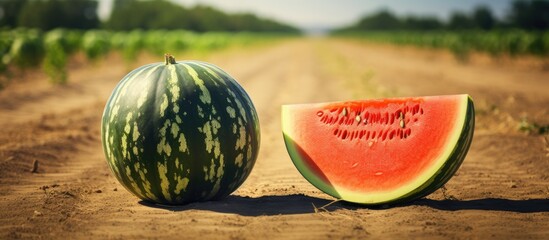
[30,160,39,173]
[33,210,43,216]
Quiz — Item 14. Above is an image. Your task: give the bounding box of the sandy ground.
[0,37,548,239]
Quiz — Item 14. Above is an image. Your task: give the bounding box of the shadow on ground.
[412,198,549,213]
[139,195,549,215]
[138,194,349,216]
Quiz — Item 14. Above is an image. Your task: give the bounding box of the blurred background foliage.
[0,0,299,85]
[0,0,299,32]
[333,0,549,62]
[335,0,549,32]
[0,0,548,85]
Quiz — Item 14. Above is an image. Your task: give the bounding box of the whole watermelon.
[101,54,260,205]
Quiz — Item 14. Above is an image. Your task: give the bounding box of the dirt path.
[1,38,548,239]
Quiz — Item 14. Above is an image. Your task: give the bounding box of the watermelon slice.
[282,94,474,205]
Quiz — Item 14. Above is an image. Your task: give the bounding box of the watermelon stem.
[313,199,342,213]
[164,54,176,65]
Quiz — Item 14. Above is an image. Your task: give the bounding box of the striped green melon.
[101,54,260,205]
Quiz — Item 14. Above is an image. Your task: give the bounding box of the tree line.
[336,0,549,32]
[0,0,299,32]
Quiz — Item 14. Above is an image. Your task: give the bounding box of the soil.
[1,38,548,239]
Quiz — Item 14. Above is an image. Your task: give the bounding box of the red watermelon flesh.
[282,94,474,205]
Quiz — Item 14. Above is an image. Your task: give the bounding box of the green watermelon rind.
[282,95,475,205]
[282,134,342,199]
[394,96,475,205]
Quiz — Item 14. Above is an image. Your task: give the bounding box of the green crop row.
[335,30,549,61]
[0,28,294,85]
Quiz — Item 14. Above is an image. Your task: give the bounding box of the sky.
[97,0,513,30]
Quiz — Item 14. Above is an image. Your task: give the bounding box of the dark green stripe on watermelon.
[101,58,260,205]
